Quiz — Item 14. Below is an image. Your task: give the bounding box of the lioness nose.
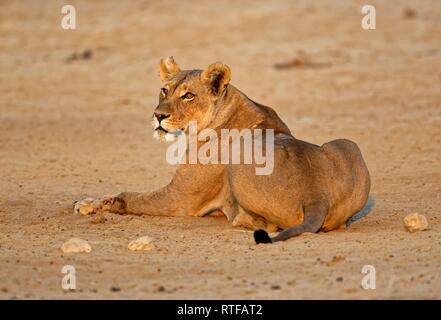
[154,112,170,123]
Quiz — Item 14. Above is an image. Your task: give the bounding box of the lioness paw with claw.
[73,195,126,215]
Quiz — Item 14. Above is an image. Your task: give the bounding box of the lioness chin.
[75,56,371,244]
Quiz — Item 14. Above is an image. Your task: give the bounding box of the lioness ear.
[159,56,181,81]
[201,62,231,94]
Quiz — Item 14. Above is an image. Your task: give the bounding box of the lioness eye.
[161,88,168,95]
[182,92,195,100]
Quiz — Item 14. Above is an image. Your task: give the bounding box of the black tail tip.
[254,229,272,244]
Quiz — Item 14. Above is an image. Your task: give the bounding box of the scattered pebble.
[61,238,92,253]
[82,50,93,59]
[332,255,345,263]
[110,286,121,292]
[336,277,343,282]
[270,285,281,290]
[274,52,332,70]
[157,285,166,292]
[287,280,296,286]
[403,213,429,233]
[66,49,93,62]
[403,8,417,19]
[274,57,306,69]
[127,236,155,251]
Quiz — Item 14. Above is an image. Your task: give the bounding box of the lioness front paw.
[73,195,126,215]
[73,197,104,215]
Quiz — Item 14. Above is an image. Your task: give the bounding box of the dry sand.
[0,0,440,299]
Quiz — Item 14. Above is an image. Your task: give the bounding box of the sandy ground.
[0,0,440,299]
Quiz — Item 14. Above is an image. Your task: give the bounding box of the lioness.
[75,57,371,244]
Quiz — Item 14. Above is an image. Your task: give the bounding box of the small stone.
[403,8,417,19]
[157,285,166,292]
[403,213,429,233]
[110,287,121,292]
[128,236,155,251]
[332,255,345,262]
[336,277,343,282]
[82,50,93,59]
[61,238,92,253]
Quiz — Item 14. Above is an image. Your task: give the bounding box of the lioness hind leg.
[232,210,278,232]
[337,223,347,231]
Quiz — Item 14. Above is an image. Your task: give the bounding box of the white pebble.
[61,238,92,253]
[403,213,429,233]
[128,236,155,251]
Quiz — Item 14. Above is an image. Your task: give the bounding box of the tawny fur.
[75,57,371,242]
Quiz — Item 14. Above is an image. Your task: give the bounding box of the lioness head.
[152,57,231,142]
